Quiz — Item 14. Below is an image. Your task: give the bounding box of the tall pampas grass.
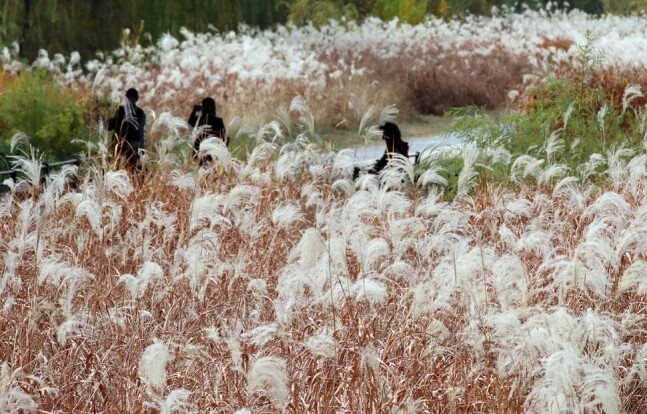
[0,362,38,413]
[525,346,620,414]
[247,356,289,410]
[139,339,174,393]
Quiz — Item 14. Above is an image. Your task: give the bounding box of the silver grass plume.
[275,106,293,138]
[381,260,416,282]
[241,323,280,348]
[347,93,363,122]
[544,130,565,164]
[358,106,379,144]
[375,186,411,217]
[332,148,357,178]
[272,203,304,229]
[456,142,480,199]
[617,260,647,296]
[147,389,192,414]
[626,154,647,199]
[217,116,249,149]
[492,255,528,309]
[198,137,233,169]
[151,111,188,137]
[582,191,631,221]
[577,153,605,182]
[289,227,327,269]
[9,132,29,152]
[573,309,627,368]
[538,163,569,186]
[246,356,290,410]
[38,255,95,317]
[415,188,447,217]
[138,339,174,393]
[247,140,278,168]
[624,343,647,388]
[552,176,580,199]
[563,103,574,131]
[118,261,164,300]
[254,120,283,143]
[597,104,608,137]
[351,278,387,304]
[354,237,390,272]
[622,84,643,114]
[331,178,355,197]
[289,95,317,143]
[379,153,415,189]
[510,154,545,184]
[304,327,337,357]
[0,362,38,412]
[354,172,379,192]
[226,185,260,214]
[104,170,134,199]
[605,145,634,189]
[190,193,229,232]
[524,346,620,414]
[417,162,448,188]
[41,164,78,210]
[8,146,43,190]
[183,229,221,296]
[0,251,21,295]
[275,150,304,181]
[378,104,399,126]
[75,199,103,237]
[57,312,91,345]
[169,169,197,194]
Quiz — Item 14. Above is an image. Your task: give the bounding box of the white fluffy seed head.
[138,340,174,393]
[247,356,289,410]
[305,330,337,358]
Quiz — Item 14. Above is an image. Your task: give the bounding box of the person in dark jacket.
[368,121,409,174]
[107,88,146,171]
[188,97,227,165]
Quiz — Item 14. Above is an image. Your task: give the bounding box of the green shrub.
[448,34,646,189]
[0,71,87,162]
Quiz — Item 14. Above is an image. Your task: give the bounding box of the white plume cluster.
[5,9,647,413]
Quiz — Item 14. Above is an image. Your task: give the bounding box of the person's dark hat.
[126,88,139,102]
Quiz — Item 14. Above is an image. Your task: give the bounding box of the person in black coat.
[107,88,146,171]
[188,97,227,164]
[368,121,409,174]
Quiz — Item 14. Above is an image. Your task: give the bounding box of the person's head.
[380,121,401,144]
[125,88,139,103]
[201,97,216,115]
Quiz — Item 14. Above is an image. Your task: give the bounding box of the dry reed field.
[3,113,647,413]
[4,7,647,414]
[6,8,646,129]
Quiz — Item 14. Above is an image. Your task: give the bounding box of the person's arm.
[188,105,200,127]
[138,109,147,149]
[369,151,388,174]
[216,117,227,146]
[107,107,122,131]
[108,107,126,149]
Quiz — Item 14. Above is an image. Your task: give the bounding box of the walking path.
[352,131,463,165]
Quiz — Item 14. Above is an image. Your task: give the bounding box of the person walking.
[107,88,146,171]
[188,97,227,165]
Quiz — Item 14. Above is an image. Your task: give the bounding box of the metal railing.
[0,155,98,194]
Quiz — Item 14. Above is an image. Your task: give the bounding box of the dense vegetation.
[1,0,642,60]
[4,7,647,414]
